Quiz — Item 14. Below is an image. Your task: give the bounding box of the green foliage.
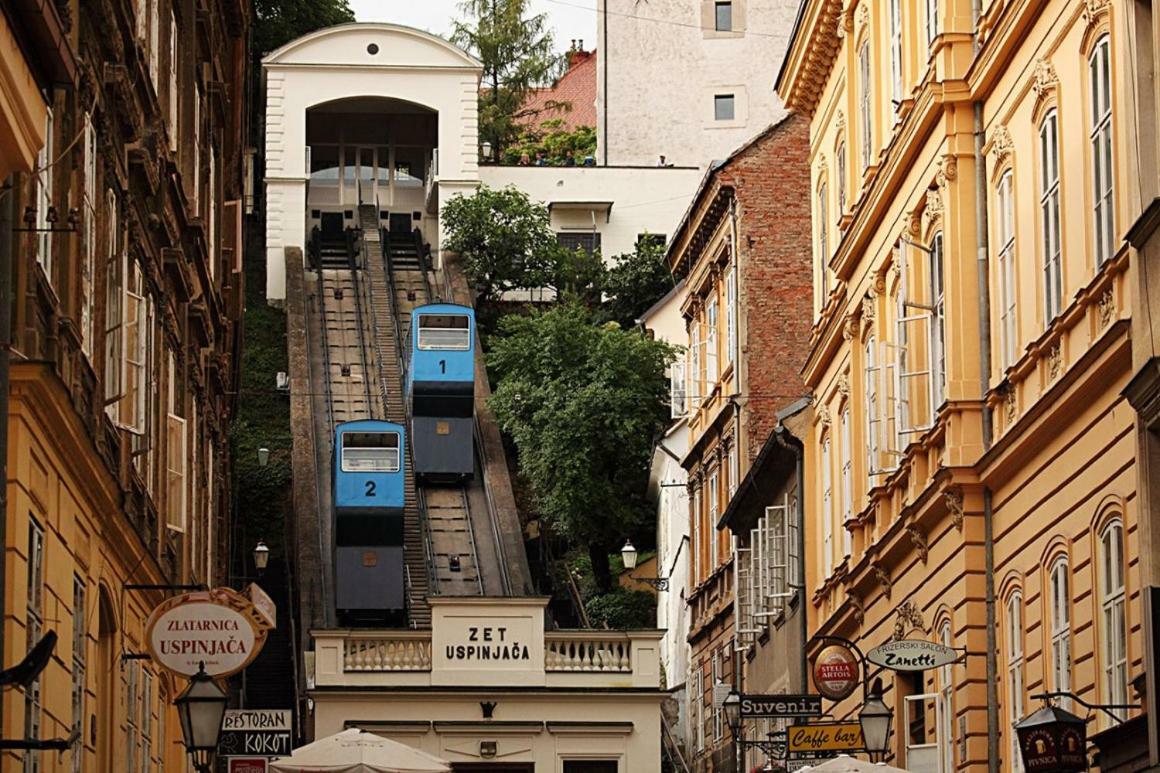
[600,236,680,328]
[442,185,559,302]
[585,589,657,630]
[452,0,564,157]
[487,305,677,589]
[503,122,597,166]
[253,0,356,56]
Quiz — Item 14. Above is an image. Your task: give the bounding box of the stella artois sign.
[146,587,273,678]
[812,643,860,701]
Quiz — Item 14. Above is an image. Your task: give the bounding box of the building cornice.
[775,0,844,113]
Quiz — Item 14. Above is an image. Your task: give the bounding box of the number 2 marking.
[365,481,377,497]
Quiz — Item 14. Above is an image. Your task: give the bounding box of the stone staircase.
[357,205,431,628]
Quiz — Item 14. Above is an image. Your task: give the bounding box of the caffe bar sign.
[867,639,959,672]
[145,587,273,678]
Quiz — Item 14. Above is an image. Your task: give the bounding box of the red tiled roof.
[521,49,597,132]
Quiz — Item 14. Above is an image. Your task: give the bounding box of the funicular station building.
[263,23,697,772]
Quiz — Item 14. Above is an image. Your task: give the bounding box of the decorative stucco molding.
[989,125,1014,165]
[1083,0,1111,26]
[847,591,866,625]
[1048,342,1063,381]
[1099,288,1115,328]
[893,600,928,640]
[944,487,964,531]
[1031,59,1059,102]
[872,563,892,599]
[906,525,928,563]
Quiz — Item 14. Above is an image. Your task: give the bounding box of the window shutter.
[670,360,687,418]
[166,414,187,532]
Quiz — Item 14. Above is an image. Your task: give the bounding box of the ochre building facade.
[0,0,247,769]
[779,0,1143,769]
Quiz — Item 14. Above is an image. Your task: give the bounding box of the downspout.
[0,177,12,738]
[970,0,999,767]
[601,0,609,166]
[795,438,807,692]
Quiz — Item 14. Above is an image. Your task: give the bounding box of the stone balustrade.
[343,633,433,672]
[544,633,633,672]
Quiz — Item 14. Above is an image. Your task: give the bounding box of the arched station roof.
[263,22,482,71]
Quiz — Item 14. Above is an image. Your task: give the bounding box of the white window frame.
[734,535,758,653]
[1049,556,1072,710]
[1090,35,1114,266]
[708,469,719,568]
[926,0,938,46]
[836,142,847,215]
[711,651,723,741]
[859,42,872,171]
[930,232,946,411]
[997,172,1017,368]
[104,190,125,412]
[895,242,935,440]
[24,518,45,773]
[1100,519,1128,724]
[822,435,833,576]
[725,268,737,366]
[122,261,147,434]
[1007,591,1025,773]
[889,0,903,106]
[35,107,53,280]
[1040,110,1063,325]
[169,13,179,152]
[706,298,719,384]
[148,0,160,91]
[166,352,187,533]
[670,360,687,418]
[866,335,881,477]
[82,115,96,357]
[840,406,852,558]
[689,319,702,407]
[818,182,829,302]
[691,486,701,584]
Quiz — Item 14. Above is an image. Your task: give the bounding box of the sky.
[348,0,598,54]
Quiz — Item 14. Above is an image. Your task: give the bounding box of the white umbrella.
[796,755,908,772]
[270,728,451,773]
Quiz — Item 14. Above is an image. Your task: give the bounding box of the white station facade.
[309,598,665,772]
[261,22,701,303]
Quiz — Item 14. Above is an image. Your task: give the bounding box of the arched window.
[996,171,1017,367]
[1090,34,1114,265]
[1049,556,1072,707]
[818,181,830,300]
[1006,590,1025,772]
[859,42,873,170]
[1100,519,1128,722]
[1040,110,1063,324]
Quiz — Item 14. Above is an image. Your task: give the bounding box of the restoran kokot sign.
[146,587,273,678]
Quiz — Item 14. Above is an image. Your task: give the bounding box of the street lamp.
[257,447,269,467]
[859,677,893,763]
[175,663,228,773]
[481,141,492,162]
[621,539,639,570]
[252,540,270,574]
[723,689,742,738]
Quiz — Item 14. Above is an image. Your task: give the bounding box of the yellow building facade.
[0,0,247,770]
[779,0,1142,769]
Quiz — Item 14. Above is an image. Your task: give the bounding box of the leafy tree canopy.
[600,236,680,328]
[253,0,356,56]
[503,122,597,166]
[488,305,677,590]
[452,0,564,157]
[585,589,657,630]
[442,185,559,303]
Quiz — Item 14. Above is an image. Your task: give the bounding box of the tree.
[488,305,677,591]
[586,589,657,629]
[253,0,356,56]
[503,122,597,165]
[600,236,680,328]
[452,0,564,158]
[442,185,559,303]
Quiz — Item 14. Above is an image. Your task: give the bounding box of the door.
[389,212,413,236]
[320,212,344,238]
[451,765,534,772]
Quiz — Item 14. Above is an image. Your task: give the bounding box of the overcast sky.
[349,0,598,53]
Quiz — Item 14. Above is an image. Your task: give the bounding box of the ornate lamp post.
[858,678,893,763]
[252,540,270,574]
[175,663,228,773]
[620,539,669,590]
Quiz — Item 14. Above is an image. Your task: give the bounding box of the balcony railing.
[544,633,632,673]
[343,633,432,672]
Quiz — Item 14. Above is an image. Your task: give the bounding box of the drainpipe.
[0,177,12,738]
[601,0,609,166]
[971,0,1000,765]
[795,437,807,692]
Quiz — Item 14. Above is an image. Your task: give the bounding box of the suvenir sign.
[740,694,823,719]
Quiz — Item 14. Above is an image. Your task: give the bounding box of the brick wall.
[722,113,813,464]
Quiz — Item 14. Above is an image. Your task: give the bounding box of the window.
[1100,519,1128,723]
[148,0,159,92]
[24,519,44,773]
[417,313,471,350]
[208,143,218,279]
[728,440,739,497]
[714,94,735,121]
[692,665,705,750]
[126,661,139,772]
[103,191,124,411]
[191,86,200,211]
[818,182,829,300]
[122,261,147,433]
[889,0,903,105]
[166,352,187,533]
[71,577,85,773]
[840,406,852,558]
[822,435,833,576]
[865,335,880,478]
[706,297,719,383]
[836,141,847,215]
[708,469,719,566]
[140,670,153,772]
[670,360,687,418]
[82,114,96,357]
[859,42,872,170]
[1090,36,1114,265]
[169,13,178,152]
[1049,557,1072,709]
[714,1,732,31]
[691,486,701,583]
[1040,111,1063,324]
[996,172,1017,368]
[938,620,954,772]
[930,232,946,408]
[341,432,401,473]
[926,0,938,46]
[557,231,601,256]
[711,649,723,740]
[1006,591,1025,773]
[725,269,737,365]
[35,108,53,279]
[563,762,618,773]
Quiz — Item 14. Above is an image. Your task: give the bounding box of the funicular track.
[360,205,512,600]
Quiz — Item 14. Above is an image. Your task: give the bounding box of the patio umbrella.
[270,728,451,773]
[796,755,909,772]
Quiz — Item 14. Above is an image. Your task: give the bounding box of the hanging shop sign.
[740,694,823,719]
[867,639,959,672]
[1015,703,1088,773]
[218,710,293,758]
[247,583,277,630]
[145,587,271,678]
[227,759,268,773]
[787,722,865,754]
[811,643,860,701]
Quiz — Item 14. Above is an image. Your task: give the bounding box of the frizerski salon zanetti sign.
[867,639,959,672]
[145,587,273,678]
